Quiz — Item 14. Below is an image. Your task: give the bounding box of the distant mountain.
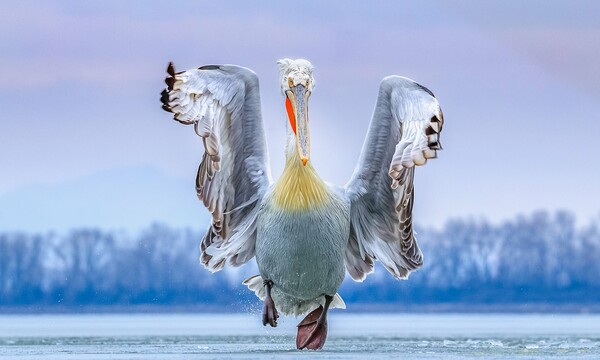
[0,166,210,233]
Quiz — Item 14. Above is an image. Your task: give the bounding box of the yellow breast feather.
[272,158,329,211]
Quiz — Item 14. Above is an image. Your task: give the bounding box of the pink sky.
[1,1,599,231]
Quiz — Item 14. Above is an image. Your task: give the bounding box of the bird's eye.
[288,78,294,88]
[306,79,310,88]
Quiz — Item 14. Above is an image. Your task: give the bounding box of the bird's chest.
[255,193,350,298]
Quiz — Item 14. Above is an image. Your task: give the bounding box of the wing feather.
[344,76,444,281]
[161,62,271,271]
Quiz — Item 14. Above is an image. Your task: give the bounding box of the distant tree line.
[343,210,600,306]
[1,210,599,309]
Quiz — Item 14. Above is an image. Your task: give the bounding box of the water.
[1,313,599,359]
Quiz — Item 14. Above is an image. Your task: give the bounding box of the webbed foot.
[296,305,327,350]
[262,280,278,327]
[296,295,333,350]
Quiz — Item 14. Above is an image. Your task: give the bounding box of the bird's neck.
[272,133,329,210]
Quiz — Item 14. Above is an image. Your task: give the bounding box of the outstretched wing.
[344,76,444,281]
[161,62,271,271]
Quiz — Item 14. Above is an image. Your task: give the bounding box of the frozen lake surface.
[1,313,599,359]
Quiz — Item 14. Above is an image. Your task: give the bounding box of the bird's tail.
[242,275,267,301]
[242,275,346,315]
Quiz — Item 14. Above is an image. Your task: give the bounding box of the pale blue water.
[1,313,599,359]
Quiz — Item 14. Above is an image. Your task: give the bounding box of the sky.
[1,0,599,232]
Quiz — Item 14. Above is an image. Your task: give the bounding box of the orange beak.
[285,84,310,166]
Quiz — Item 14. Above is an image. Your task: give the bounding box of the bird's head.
[278,58,315,166]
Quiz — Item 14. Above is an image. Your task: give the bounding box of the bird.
[160,58,443,350]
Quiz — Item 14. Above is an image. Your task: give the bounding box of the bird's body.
[160,58,444,350]
[256,159,349,315]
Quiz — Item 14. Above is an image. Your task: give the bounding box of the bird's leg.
[296,295,333,350]
[262,280,278,327]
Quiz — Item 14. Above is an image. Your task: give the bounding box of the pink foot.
[296,306,328,350]
[262,280,278,327]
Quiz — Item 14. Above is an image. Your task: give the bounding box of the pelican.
[160,59,443,350]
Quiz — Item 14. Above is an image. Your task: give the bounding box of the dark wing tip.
[425,126,436,135]
[431,114,442,123]
[167,62,175,76]
[160,89,171,112]
[199,65,220,70]
[431,112,444,132]
[165,76,174,90]
[160,89,169,104]
[428,141,442,150]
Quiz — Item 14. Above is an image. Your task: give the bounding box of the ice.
[1,314,599,359]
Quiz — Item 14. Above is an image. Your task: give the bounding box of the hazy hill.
[0,166,210,233]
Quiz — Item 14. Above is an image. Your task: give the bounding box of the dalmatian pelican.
[160,59,443,350]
